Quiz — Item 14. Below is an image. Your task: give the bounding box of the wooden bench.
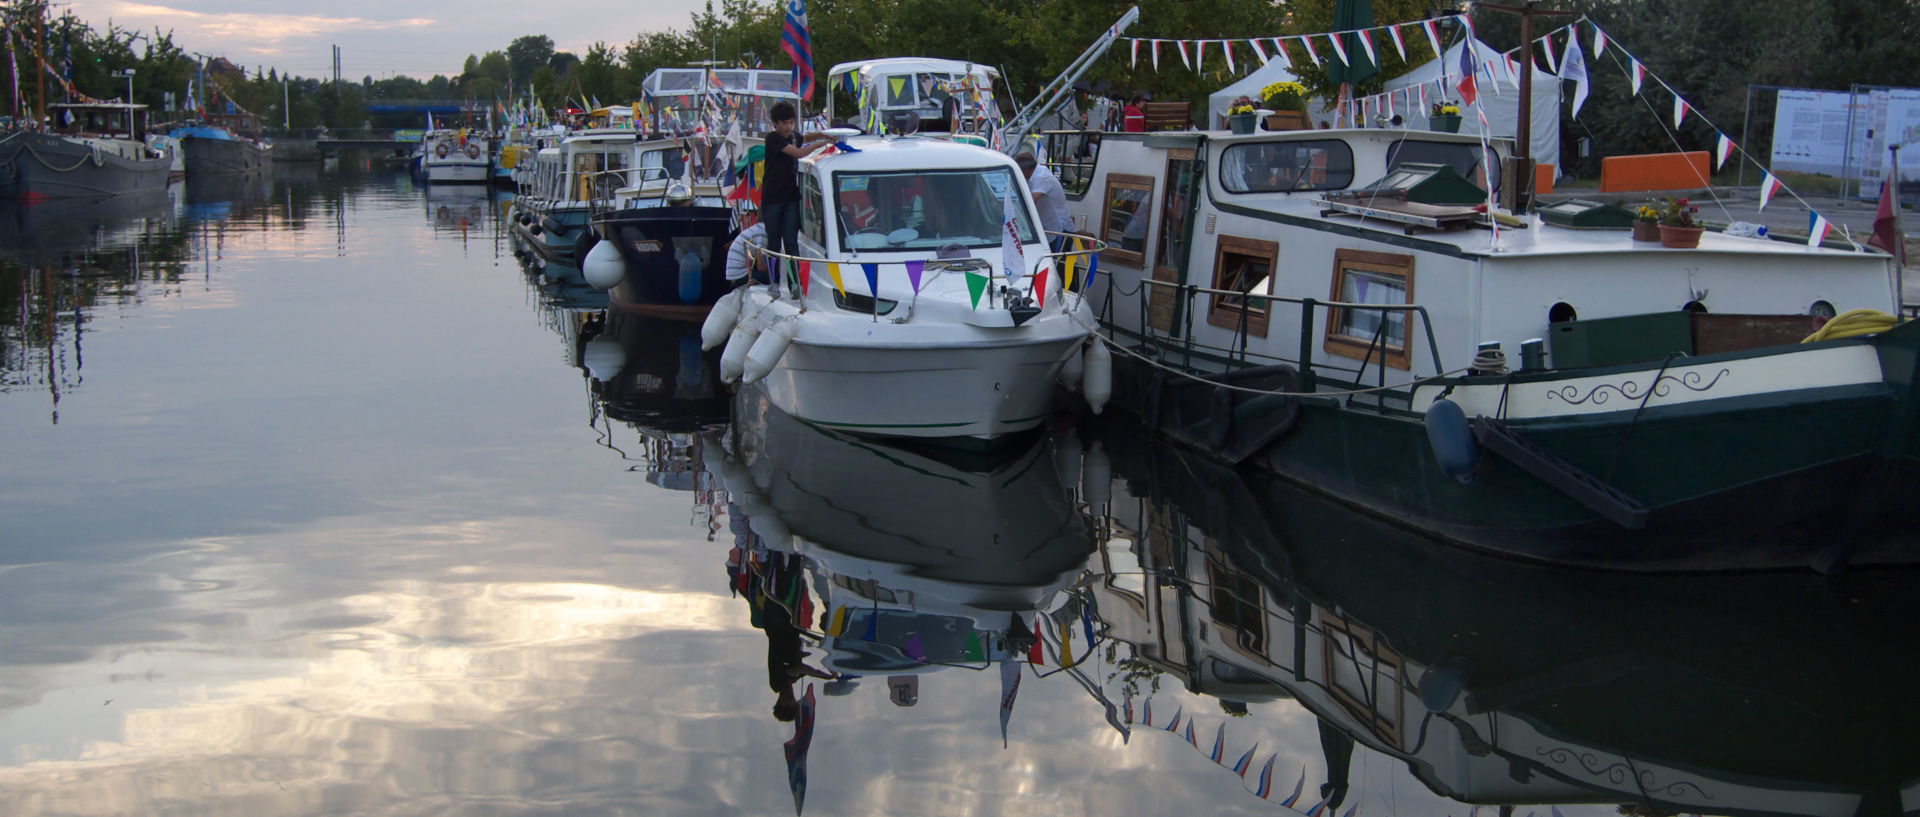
[1142,101,1192,131]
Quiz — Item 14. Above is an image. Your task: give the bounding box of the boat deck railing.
[1111,276,1447,408]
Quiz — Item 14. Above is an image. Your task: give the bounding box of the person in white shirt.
[1014,152,1071,249]
[726,209,768,286]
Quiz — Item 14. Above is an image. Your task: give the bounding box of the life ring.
[465,143,481,160]
[435,143,450,159]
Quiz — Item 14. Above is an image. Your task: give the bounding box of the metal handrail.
[1121,277,1449,395]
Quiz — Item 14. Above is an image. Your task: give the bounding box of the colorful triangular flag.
[1715,133,1735,170]
[1808,211,1832,247]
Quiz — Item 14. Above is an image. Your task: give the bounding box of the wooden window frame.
[1320,613,1406,749]
[1100,173,1154,267]
[1325,248,1416,371]
[1206,235,1278,337]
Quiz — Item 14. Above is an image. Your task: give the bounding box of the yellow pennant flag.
[889,76,906,100]
[827,262,846,295]
[1062,253,1079,290]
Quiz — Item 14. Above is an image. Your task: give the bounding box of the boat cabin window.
[1156,151,1198,273]
[1042,131,1102,198]
[1208,236,1277,337]
[830,167,1035,251]
[1386,139,1499,193]
[1219,140,1354,193]
[1326,249,1415,370]
[1100,174,1154,265]
[638,148,688,185]
[801,173,825,246]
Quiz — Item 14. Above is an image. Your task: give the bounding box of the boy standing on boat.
[762,102,835,285]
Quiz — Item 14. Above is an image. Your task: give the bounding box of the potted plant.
[1632,204,1662,242]
[1261,81,1310,130]
[1657,196,1704,248]
[1429,102,1462,133]
[1226,98,1258,134]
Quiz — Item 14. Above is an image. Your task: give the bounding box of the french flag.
[1457,41,1479,105]
[781,0,815,102]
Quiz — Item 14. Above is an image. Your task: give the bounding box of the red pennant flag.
[798,260,811,296]
[1028,619,1045,664]
[1869,177,1906,264]
[1033,268,1048,308]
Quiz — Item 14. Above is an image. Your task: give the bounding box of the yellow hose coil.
[1802,309,1903,343]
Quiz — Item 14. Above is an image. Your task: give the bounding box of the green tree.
[507,34,556,86]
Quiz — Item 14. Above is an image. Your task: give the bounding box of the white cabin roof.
[804,134,1017,174]
[827,58,1000,82]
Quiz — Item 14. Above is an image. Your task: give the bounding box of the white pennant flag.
[1387,24,1407,60]
[1000,178,1026,286]
[1561,35,1588,119]
[1152,40,1161,72]
[1808,212,1833,247]
[1301,35,1322,66]
[1539,37,1559,74]
[1421,19,1443,61]
[1177,39,1192,70]
[1222,40,1235,73]
[1250,38,1269,66]
[1593,27,1608,59]
[1326,33,1349,67]
[1715,133,1735,170]
[1630,58,1644,95]
[1673,95,1689,129]
[1357,29,1377,67]
[1272,38,1294,69]
[1130,39,1139,68]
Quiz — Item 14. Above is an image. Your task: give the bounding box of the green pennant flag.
[965,270,987,309]
[889,76,906,101]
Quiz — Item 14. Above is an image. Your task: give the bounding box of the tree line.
[5,0,1916,161]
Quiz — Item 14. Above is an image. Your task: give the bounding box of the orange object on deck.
[1534,163,1555,195]
[1599,151,1712,192]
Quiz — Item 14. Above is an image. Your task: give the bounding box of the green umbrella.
[1327,0,1378,86]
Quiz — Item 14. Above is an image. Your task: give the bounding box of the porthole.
[1548,302,1578,323]
[1810,300,1837,318]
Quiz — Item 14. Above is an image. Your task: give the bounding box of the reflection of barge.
[1087,416,1920,817]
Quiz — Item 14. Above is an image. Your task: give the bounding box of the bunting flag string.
[1249,37,1269,66]
[1356,29,1377,67]
[1193,39,1206,73]
[1759,171,1784,210]
[1808,212,1833,247]
[1715,133,1735,170]
[1672,96,1689,129]
[1325,32,1349,67]
[1420,19,1444,63]
[1386,23,1407,60]
[1175,39,1191,71]
[1300,35,1322,66]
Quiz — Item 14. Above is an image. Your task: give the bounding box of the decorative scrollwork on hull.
[1543,368,1731,406]
[1535,747,1716,800]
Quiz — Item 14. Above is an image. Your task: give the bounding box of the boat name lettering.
[1542,368,1730,406]
[631,239,664,253]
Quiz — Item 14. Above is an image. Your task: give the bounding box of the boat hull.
[422,160,489,184]
[0,133,170,199]
[759,330,1084,440]
[1107,322,1920,571]
[509,202,590,264]
[592,205,735,319]
[180,135,271,175]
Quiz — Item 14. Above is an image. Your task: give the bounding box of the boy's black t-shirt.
[762,131,799,204]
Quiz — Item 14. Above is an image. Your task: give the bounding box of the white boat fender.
[1081,441,1112,509]
[701,289,744,350]
[1082,338,1112,415]
[581,240,624,290]
[719,322,762,384]
[1058,340,1084,393]
[1424,398,1480,483]
[741,319,797,385]
[580,334,626,382]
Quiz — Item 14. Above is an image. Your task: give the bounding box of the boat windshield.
[832,167,1037,251]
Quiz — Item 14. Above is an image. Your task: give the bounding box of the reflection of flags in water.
[1231,743,1258,777]
[1252,754,1277,798]
[781,0,815,102]
[1208,722,1226,763]
[782,684,817,816]
[998,658,1022,748]
[1278,769,1307,806]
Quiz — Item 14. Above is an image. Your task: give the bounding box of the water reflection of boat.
[1086,416,1920,817]
[422,183,491,236]
[181,170,272,223]
[578,307,730,433]
[0,187,174,264]
[715,388,1096,674]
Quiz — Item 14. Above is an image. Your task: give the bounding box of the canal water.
[1,166,1913,817]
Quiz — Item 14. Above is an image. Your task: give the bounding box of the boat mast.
[36,0,47,128]
[1472,1,1575,214]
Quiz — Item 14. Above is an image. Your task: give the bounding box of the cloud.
[97,2,433,44]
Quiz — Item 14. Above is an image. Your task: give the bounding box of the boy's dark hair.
[771,101,797,123]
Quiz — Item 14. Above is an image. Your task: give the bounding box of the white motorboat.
[704,132,1105,442]
[413,128,490,184]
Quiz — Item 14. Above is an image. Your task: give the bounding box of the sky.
[67,0,714,80]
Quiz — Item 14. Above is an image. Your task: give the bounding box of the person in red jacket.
[1123,95,1147,132]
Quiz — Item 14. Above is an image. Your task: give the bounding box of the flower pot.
[1632,220,1662,242]
[1228,113,1257,135]
[1430,113,1461,133]
[1264,110,1310,131]
[1659,224,1704,248]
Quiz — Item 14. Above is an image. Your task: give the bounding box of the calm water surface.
[1,166,1913,817]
